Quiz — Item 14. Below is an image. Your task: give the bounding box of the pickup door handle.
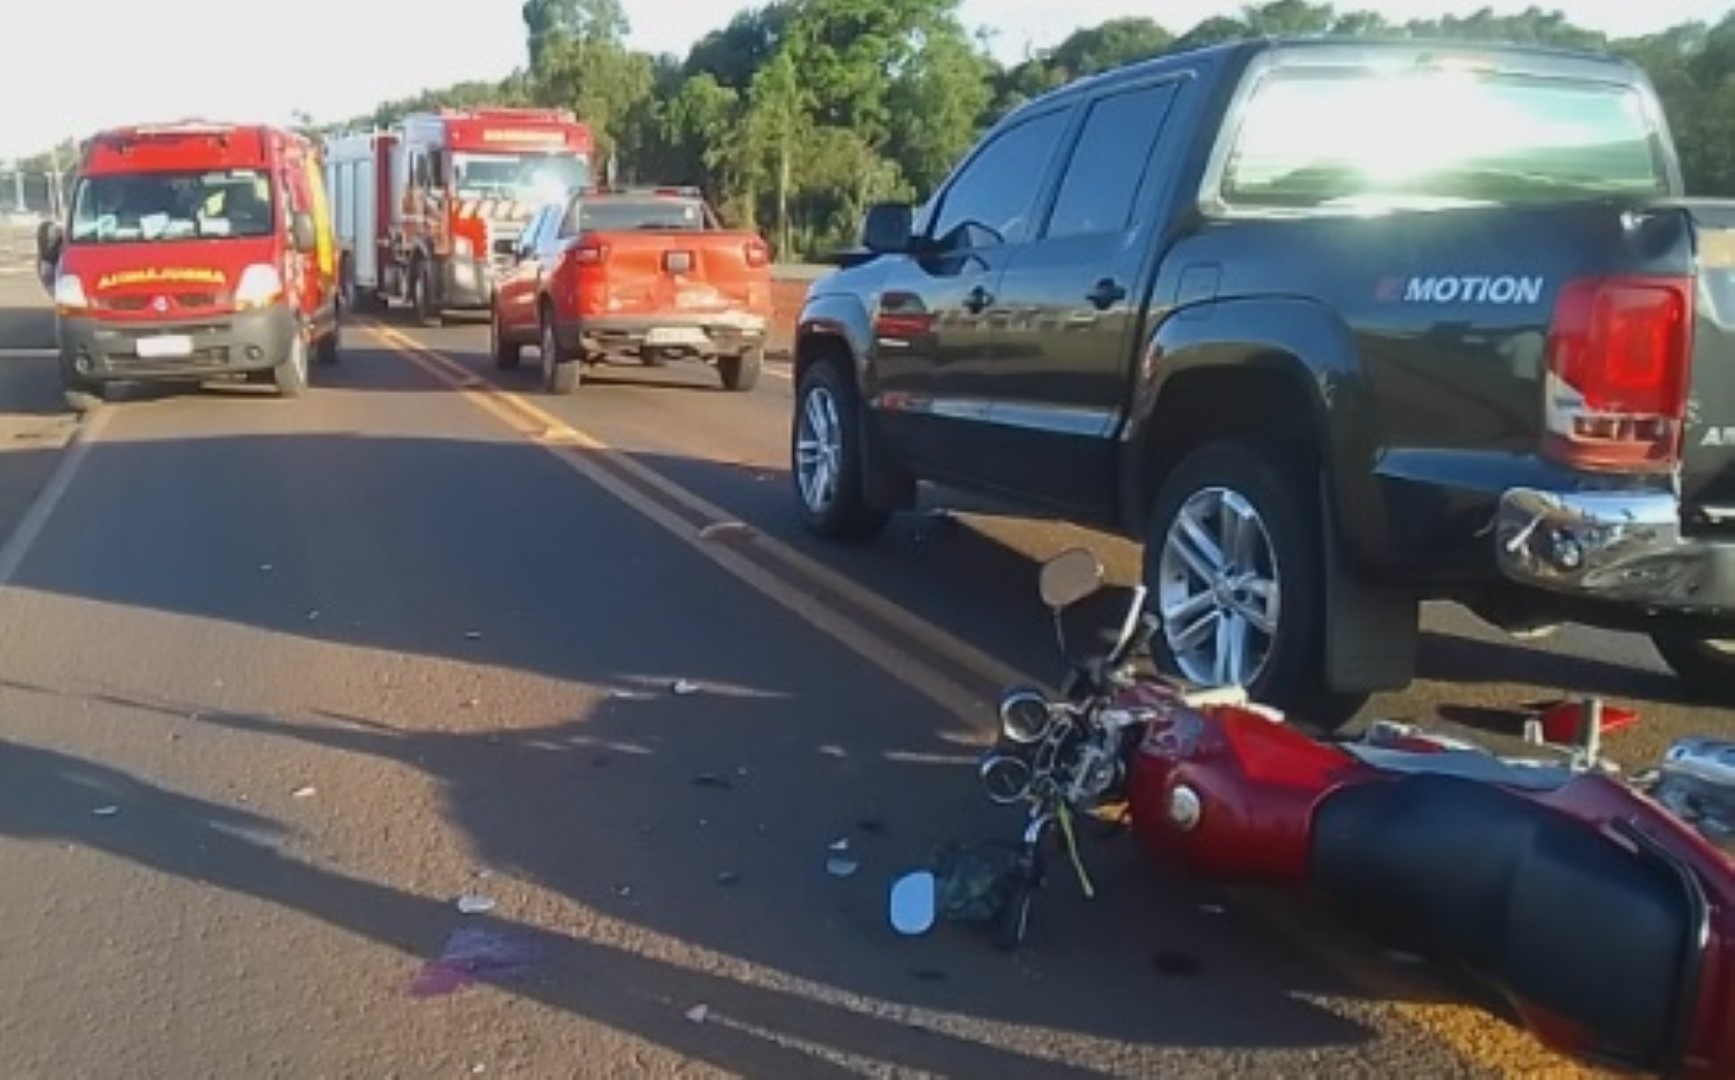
[963,285,994,314]
[1086,278,1127,310]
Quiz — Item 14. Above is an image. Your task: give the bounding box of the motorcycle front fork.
[994,813,1054,951]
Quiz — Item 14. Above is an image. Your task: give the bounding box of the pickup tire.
[540,314,582,395]
[718,348,762,392]
[792,359,890,541]
[1142,438,1337,720]
[1649,630,1735,701]
[491,310,521,370]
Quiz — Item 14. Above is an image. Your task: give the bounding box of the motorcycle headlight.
[998,687,1056,744]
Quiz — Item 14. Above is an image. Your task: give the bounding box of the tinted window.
[1222,67,1669,208]
[1046,84,1179,239]
[928,109,1069,250]
[69,169,275,244]
[564,197,708,233]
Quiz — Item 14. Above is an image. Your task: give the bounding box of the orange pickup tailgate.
[576,231,772,319]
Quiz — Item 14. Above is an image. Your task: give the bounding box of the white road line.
[0,348,54,358]
[0,407,108,586]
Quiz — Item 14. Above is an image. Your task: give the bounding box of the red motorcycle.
[889,547,1735,1079]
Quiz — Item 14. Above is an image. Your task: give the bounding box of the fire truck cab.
[325,107,594,325]
[36,120,340,411]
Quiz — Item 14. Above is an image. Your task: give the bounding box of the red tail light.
[1542,275,1693,472]
[573,239,609,265]
[744,238,769,268]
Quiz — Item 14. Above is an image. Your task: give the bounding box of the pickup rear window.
[1220,66,1670,209]
[69,169,276,243]
[566,197,712,232]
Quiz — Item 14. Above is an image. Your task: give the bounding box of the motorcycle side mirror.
[889,870,937,935]
[1039,547,1104,611]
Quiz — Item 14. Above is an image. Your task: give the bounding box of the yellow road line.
[365,322,992,733]
[364,319,1598,1079]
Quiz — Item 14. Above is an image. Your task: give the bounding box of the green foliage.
[30,1,1725,260]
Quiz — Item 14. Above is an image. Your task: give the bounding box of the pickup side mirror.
[290,211,317,253]
[861,202,915,255]
[36,220,63,264]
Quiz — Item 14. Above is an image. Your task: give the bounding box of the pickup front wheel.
[792,359,889,541]
[1143,439,1326,715]
[1649,630,1735,702]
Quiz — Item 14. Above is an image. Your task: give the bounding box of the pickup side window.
[926,108,1070,252]
[1045,83,1180,239]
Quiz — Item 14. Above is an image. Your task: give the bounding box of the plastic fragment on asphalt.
[671,679,700,696]
[685,1004,709,1023]
[92,805,119,817]
[408,926,535,998]
[464,630,482,640]
[715,871,742,886]
[306,609,320,620]
[258,563,273,572]
[456,893,496,915]
[829,838,851,852]
[292,785,316,799]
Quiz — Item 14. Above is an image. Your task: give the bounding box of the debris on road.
[671,679,700,696]
[258,563,273,572]
[463,630,482,641]
[715,871,742,886]
[692,773,732,790]
[684,1004,709,1024]
[409,926,534,998]
[291,785,317,799]
[1200,903,1227,916]
[455,893,496,915]
[91,805,119,817]
[698,520,756,543]
[825,838,860,878]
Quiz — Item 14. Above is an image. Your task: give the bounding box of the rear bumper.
[562,312,768,359]
[1495,488,1735,614]
[58,306,297,382]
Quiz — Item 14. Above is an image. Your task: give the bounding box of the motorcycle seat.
[1311,773,1694,1070]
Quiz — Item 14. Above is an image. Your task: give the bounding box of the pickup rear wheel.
[1650,630,1735,701]
[540,315,581,395]
[1143,439,1329,718]
[718,348,762,392]
[492,309,521,370]
[792,359,889,541]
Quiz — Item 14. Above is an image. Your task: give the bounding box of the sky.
[0,0,1726,160]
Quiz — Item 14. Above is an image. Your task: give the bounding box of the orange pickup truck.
[490,186,773,394]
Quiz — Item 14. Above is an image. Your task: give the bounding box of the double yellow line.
[365,321,1022,738]
[364,320,1596,1079]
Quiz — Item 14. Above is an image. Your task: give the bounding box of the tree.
[1044,18,1173,79]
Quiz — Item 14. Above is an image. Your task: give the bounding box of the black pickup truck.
[788,36,1735,720]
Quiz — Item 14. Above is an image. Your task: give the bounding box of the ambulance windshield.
[69,169,275,244]
[452,152,589,205]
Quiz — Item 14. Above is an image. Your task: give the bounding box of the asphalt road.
[0,276,1723,1077]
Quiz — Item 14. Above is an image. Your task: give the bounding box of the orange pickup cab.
[37,120,340,411]
[490,186,773,394]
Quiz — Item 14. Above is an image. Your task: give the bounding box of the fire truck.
[324,107,594,324]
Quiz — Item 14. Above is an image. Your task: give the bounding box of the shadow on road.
[0,424,1501,1072]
